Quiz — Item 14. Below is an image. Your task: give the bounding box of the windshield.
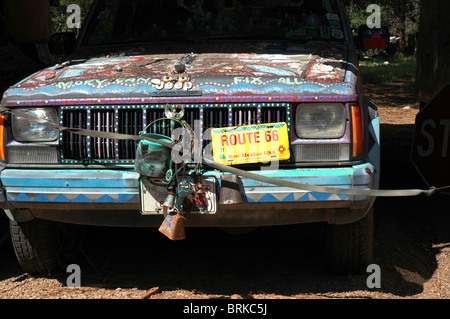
[82,0,346,46]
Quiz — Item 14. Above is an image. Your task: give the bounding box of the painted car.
[0,0,380,275]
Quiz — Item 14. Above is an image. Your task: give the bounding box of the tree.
[344,0,420,54]
[415,0,450,105]
[50,0,94,34]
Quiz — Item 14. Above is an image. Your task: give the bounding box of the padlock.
[194,174,203,194]
[163,191,175,209]
[175,180,193,209]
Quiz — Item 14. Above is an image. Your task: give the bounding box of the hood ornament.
[164,104,185,120]
[173,53,197,74]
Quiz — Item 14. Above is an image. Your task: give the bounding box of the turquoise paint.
[1,169,139,188]
[2,162,374,204]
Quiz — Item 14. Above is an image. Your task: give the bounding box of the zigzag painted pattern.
[7,193,138,203]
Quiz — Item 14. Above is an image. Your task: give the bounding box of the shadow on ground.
[55,123,450,297]
[1,121,449,298]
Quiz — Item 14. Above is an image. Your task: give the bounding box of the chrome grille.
[260,106,287,123]
[294,144,350,162]
[60,103,290,163]
[61,109,87,160]
[118,109,143,159]
[232,107,258,126]
[203,107,228,129]
[91,110,115,160]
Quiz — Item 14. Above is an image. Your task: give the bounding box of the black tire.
[326,207,374,275]
[10,218,84,276]
[0,212,9,246]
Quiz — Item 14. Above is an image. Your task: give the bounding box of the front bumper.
[0,163,377,227]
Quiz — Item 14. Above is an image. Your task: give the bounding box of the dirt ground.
[1,82,450,302]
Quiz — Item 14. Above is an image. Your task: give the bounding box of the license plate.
[211,122,290,165]
[140,177,217,215]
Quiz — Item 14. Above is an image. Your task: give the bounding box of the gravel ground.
[1,105,450,302]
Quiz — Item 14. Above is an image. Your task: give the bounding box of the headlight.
[295,103,346,139]
[12,108,59,142]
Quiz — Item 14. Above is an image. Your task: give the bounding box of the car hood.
[2,42,357,102]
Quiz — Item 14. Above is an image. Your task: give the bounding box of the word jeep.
[0,0,380,275]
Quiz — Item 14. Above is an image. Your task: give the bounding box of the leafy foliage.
[344,0,420,54]
[50,0,94,34]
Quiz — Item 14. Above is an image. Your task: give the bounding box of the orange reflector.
[0,115,4,161]
[351,105,363,158]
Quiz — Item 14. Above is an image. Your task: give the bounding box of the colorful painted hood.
[3,43,358,102]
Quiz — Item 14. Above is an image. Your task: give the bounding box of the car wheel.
[325,207,374,274]
[10,218,84,276]
[0,212,9,246]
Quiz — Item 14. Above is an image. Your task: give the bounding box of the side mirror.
[357,25,390,51]
[48,32,76,56]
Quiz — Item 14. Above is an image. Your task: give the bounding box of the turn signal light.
[351,105,363,158]
[0,114,5,161]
